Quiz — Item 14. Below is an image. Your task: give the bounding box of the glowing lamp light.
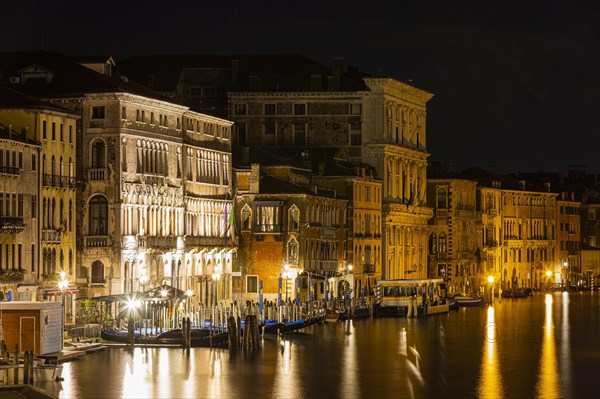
[487,275,495,284]
[546,270,552,278]
[186,289,193,297]
[161,289,167,298]
[348,264,353,271]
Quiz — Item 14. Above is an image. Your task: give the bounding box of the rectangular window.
[51,122,56,140]
[246,275,259,293]
[42,120,47,139]
[150,112,155,125]
[234,103,247,116]
[121,106,126,119]
[31,244,35,273]
[189,87,202,96]
[264,103,277,115]
[18,152,22,169]
[203,87,216,96]
[293,123,306,146]
[91,106,105,119]
[350,122,362,146]
[18,194,23,217]
[350,103,362,115]
[264,122,276,146]
[589,209,596,221]
[32,154,36,171]
[294,103,306,115]
[60,124,64,141]
[31,195,37,218]
[69,125,73,143]
[236,122,247,146]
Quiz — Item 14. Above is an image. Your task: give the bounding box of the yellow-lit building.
[362,78,434,280]
[555,192,581,286]
[500,186,557,291]
[0,85,78,313]
[313,167,383,297]
[427,177,480,294]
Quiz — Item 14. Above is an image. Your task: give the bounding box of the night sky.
[2,0,599,174]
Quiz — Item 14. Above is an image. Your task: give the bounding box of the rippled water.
[38,292,600,398]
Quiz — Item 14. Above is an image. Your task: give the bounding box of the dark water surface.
[38,292,599,398]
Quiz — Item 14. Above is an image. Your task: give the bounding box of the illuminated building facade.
[1,53,235,308]
[426,177,480,293]
[234,164,348,303]
[0,86,78,314]
[555,192,581,286]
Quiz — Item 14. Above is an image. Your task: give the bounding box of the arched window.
[289,205,299,231]
[287,238,299,262]
[437,188,448,209]
[91,140,105,168]
[89,195,108,235]
[91,261,104,284]
[241,204,252,231]
[429,233,437,254]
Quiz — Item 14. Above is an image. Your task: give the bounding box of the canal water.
[37,292,599,398]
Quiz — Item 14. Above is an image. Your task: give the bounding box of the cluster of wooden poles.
[0,341,34,385]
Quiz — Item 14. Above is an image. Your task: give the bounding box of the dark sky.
[3,0,599,174]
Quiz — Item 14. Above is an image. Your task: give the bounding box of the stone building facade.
[427,178,480,293]
[234,164,348,303]
[0,86,78,315]
[1,53,235,310]
[555,192,581,286]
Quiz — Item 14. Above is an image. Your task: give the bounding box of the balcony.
[0,217,25,234]
[84,235,110,247]
[487,209,498,216]
[0,269,25,284]
[184,235,227,247]
[254,224,282,234]
[305,260,338,273]
[0,165,20,176]
[43,174,76,188]
[320,227,336,238]
[42,229,62,244]
[89,168,107,181]
[435,209,448,217]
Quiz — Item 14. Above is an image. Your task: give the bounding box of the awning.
[43,286,79,296]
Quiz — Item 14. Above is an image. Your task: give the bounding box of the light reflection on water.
[37,292,599,398]
[477,305,503,399]
[536,294,560,399]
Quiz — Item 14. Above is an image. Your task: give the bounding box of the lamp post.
[57,271,69,348]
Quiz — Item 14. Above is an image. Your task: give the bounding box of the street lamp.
[57,271,69,348]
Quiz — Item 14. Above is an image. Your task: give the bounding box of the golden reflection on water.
[207,349,222,399]
[477,305,503,399]
[536,294,560,399]
[122,348,150,398]
[273,337,301,398]
[341,321,359,399]
[559,292,571,394]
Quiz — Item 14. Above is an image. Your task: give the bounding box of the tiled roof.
[0,51,178,102]
[117,54,367,92]
[0,84,75,113]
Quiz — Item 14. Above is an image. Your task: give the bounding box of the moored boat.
[374,279,449,317]
[453,294,484,307]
